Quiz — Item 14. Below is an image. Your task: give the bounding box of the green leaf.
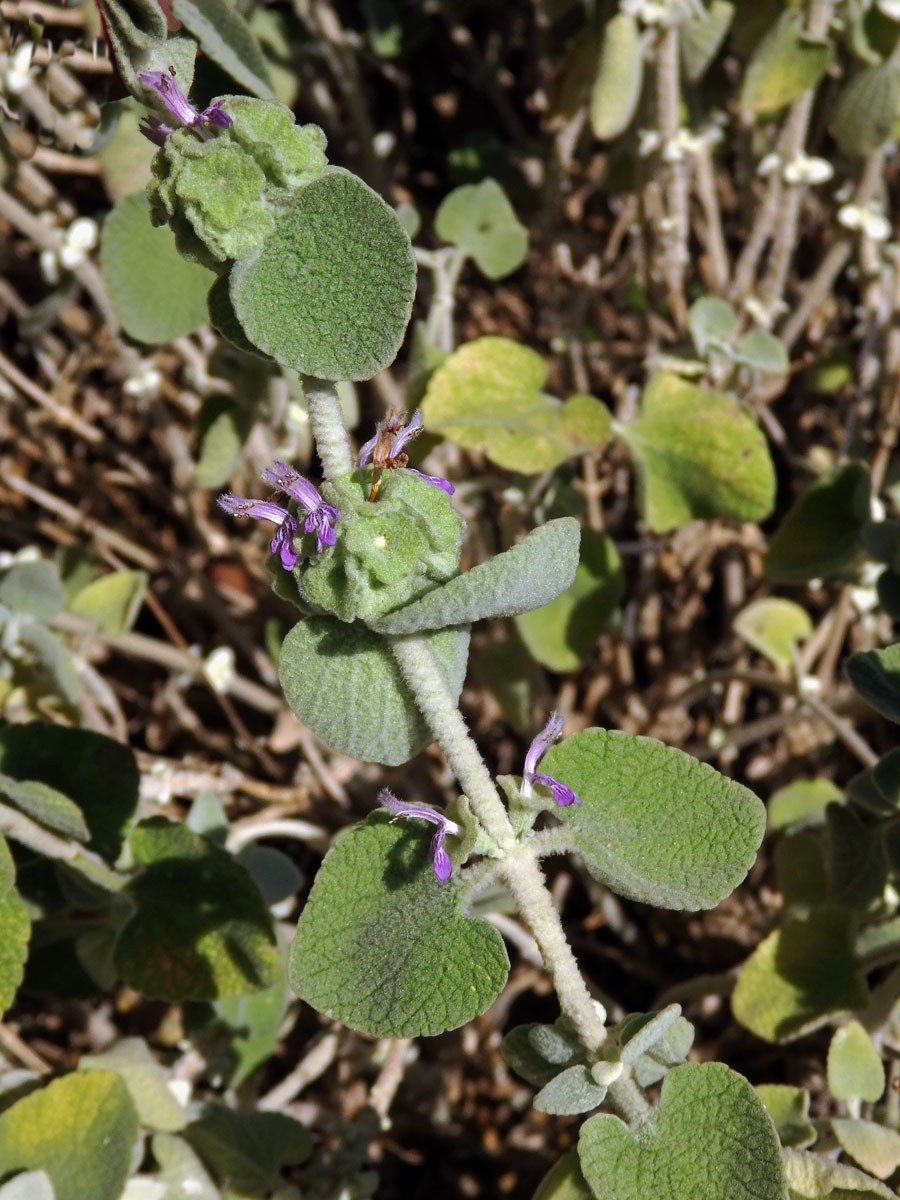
[578,1062,788,1200]
[0,774,90,841]
[533,1149,594,1200]
[95,0,166,50]
[278,618,469,766]
[733,598,812,667]
[0,836,14,903]
[0,1071,140,1200]
[832,1120,900,1181]
[515,529,623,671]
[151,1133,219,1198]
[0,724,139,863]
[828,1022,885,1104]
[435,179,528,279]
[590,13,643,140]
[768,778,842,831]
[740,9,832,115]
[229,170,416,381]
[827,804,886,907]
[100,192,215,344]
[681,1,735,81]
[534,1065,608,1116]
[833,61,900,157]
[370,519,580,635]
[734,330,790,375]
[0,888,29,1018]
[540,729,765,909]
[288,817,509,1037]
[732,909,868,1043]
[688,296,737,356]
[193,395,255,489]
[184,1107,311,1193]
[501,1021,582,1087]
[846,643,900,723]
[775,834,828,907]
[783,1147,896,1198]
[115,818,282,1001]
[755,1085,816,1150]
[16,624,80,705]
[68,569,147,637]
[81,1038,188,1133]
[765,462,870,583]
[0,561,65,620]
[171,0,274,99]
[620,373,775,533]
[421,337,612,474]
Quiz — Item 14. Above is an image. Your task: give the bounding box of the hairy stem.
[655,26,688,328]
[304,376,354,479]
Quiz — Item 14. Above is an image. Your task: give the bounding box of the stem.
[423,247,467,352]
[655,26,688,328]
[303,376,354,479]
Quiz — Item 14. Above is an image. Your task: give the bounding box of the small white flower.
[204,645,235,694]
[123,365,163,397]
[757,152,781,177]
[839,203,893,242]
[782,153,833,185]
[637,128,662,157]
[59,217,98,270]
[4,42,35,96]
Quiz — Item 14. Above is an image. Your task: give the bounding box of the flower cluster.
[218,461,338,570]
[357,409,454,499]
[138,70,232,146]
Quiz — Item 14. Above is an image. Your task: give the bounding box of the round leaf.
[828,1021,885,1104]
[539,729,765,910]
[765,462,870,583]
[278,617,470,766]
[100,192,215,344]
[289,817,509,1037]
[435,178,528,279]
[740,10,831,116]
[0,1071,140,1200]
[229,169,416,381]
[846,643,900,723]
[578,1062,788,1200]
[733,598,812,666]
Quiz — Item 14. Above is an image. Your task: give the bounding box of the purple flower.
[357,409,454,497]
[262,462,340,553]
[379,788,461,882]
[520,712,581,807]
[138,70,232,145]
[217,495,301,570]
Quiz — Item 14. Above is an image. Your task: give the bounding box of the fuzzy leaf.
[846,643,900,723]
[100,193,215,344]
[832,1120,900,1181]
[0,560,65,620]
[171,0,274,99]
[68,569,147,637]
[0,774,90,841]
[289,817,509,1037]
[681,0,734,81]
[278,618,469,766]
[115,818,282,1001]
[193,395,255,489]
[590,13,643,140]
[515,529,622,671]
[229,170,416,381]
[533,1150,594,1200]
[422,337,612,473]
[578,1062,788,1200]
[765,462,870,583]
[768,778,841,831]
[435,178,528,279]
[688,296,737,355]
[534,1065,608,1116]
[620,373,775,532]
[151,1134,218,1199]
[783,1147,895,1198]
[755,1085,816,1150]
[0,1071,140,1200]
[734,330,790,375]
[370,519,580,635]
[833,60,900,157]
[732,909,868,1043]
[184,1107,311,1192]
[0,723,138,863]
[81,1038,188,1133]
[501,1021,582,1087]
[0,888,29,1018]
[828,1022,885,1104]
[540,729,765,909]
[740,9,831,115]
[733,598,812,666]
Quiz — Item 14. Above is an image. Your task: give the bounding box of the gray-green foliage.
[846,642,900,724]
[539,729,765,909]
[435,178,528,279]
[578,1063,788,1200]
[296,469,464,624]
[278,619,470,765]
[590,12,643,140]
[765,462,871,583]
[171,0,274,99]
[288,817,509,1036]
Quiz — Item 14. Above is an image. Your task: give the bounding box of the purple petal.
[389,409,423,458]
[202,99,232,128]
[357,430,379,468]
[379,789,459,880]
[218,494,293,525]
[532,772,581,807]
[271,517,301,569]
[406,468,455,495]
[263,462,326,514]
[523,711,565,786]
[431,840,453,883]
[138,115,174,146]
[138,70,200,126]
